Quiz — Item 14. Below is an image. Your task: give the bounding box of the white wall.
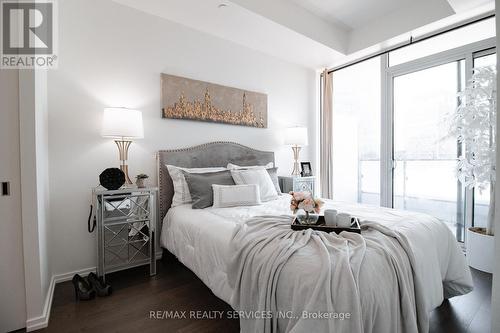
[19,69,52,331]
[35,69,51,310]
[47,0,317,275]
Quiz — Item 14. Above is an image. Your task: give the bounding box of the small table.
[93,186,157,281]
[279,176,316,196]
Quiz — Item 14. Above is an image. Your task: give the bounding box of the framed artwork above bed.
[161,73,268,128]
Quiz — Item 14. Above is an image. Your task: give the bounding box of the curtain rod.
[327,12,495,74]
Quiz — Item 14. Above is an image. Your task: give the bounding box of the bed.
[157,142,473,333]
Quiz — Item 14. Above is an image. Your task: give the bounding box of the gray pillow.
[267,167,282,195]
[184,170,235,209]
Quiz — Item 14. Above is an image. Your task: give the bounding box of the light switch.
[2,182,10,196]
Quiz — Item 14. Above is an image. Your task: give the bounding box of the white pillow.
[227,162,274,170]
[212,184,261,208]
[230,168,279,202]
[166,165,226,207]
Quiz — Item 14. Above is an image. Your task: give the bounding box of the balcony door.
[391,61,465,240]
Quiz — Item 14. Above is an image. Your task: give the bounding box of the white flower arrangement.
[289,191,323,214]
[446,65,496,235]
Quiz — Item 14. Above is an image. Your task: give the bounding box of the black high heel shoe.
[87,272,112,297]
[72,274,95,301]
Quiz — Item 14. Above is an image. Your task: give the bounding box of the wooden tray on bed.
[291,215,361,234]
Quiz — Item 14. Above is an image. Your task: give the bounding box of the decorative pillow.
[226,162,274,170]
[226,163,281,195]
[212,184,261,208]
[184,171,235,209]
[230,168,279,202]
[265,167,282,195]
[166,165,226,207]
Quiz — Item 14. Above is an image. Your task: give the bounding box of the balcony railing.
[358,158,490,241]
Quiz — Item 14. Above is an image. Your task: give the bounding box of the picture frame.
[161,73,268,128]
[300,162,312,177]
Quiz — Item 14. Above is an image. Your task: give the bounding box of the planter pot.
[135,178,147,188]
[466,227,494,273]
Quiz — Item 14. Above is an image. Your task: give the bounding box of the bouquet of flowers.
[289,191,323,216]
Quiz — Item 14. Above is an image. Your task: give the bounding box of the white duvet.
[161,195,473,333]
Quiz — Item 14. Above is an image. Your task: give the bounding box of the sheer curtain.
[320,69,333,198]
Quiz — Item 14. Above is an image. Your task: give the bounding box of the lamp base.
[120,164,132,185]
[115,139,133,185]
[291,145,301,176]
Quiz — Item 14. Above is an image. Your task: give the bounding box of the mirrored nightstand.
[93,186,157,281]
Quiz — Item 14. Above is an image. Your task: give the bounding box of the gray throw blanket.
[227,216,423,333]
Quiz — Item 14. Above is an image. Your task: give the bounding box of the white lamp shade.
[284,127,308,146]
[101,107,144,139]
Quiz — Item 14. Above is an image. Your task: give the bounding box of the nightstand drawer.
[279,176,315,197]
[294,178,314,193]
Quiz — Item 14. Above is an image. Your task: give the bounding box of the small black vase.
[99,168,125,190]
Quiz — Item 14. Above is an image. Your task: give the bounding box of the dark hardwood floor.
[39,259,491,333]
[429,268,492,333]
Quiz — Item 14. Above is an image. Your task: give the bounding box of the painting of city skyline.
[161,73,267,128]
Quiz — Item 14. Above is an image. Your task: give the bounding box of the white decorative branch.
[447,65,496,234]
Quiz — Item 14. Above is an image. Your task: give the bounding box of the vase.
[466,227,494,273]
[296,210,319,225]
[466,181,495,274]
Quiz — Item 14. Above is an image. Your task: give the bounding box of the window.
[331,56,381,205]
[327,17,496,242]
[392,61,465,239]
[472,51,497,229]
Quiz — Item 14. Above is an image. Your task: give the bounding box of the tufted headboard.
[156,142,275,221]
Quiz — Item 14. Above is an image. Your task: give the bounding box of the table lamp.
[284,126,308,176]
[101,107,144,185]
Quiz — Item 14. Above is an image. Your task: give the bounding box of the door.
[392,60,466,240]
[0,69,27,332]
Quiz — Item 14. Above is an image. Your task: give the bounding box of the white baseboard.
[53,267,97,284]
[26,267,96,332]
[25,275,55,332]
[25,252,163,331]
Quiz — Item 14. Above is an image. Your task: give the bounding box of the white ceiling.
[112,0,346,69]
[289,0,415,29]
[112,0,495,69]
[289,0,493,30]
